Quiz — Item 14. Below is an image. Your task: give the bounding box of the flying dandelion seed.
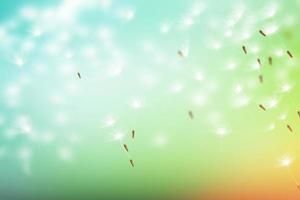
[287,50,293,58]
[129,159,134,167]
[259,75,263,83]
[259,104,266,111]
[177,46,189,59]
[257,58,262,67]
[131,130,135,139]
[77,72,81,79]
[123,144,129,152]
[178,50,184,58]
[259,29,266,36]
[242,45,247,54]
[287,124,293,133]
[188,110,194,119]
[268,56,272,65]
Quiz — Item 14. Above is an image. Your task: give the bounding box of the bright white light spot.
[112,130,124,141]
[275,49,284,57]
[226,61,237,70]
[103,116,117,127]
[194,71,204,81]
[130,98,144,109]
[181,16,194,28]
[267,123,276,131]
[279,155,293,167]
[268,98,278,108]
[234,84,243,94]
[281,83,292,92]
[15,56,25,67]
[153,135,168,147]
[216,127,228,137]
[160,22,171,34]
[278,113,287,121]
[264,24,278,35]
[264,3,278,18]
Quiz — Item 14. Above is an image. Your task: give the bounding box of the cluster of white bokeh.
[0,0,299,175]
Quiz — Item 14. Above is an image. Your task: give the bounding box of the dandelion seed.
[188,110,194,119]
[298,111,300,118]
[287,124,293,132]
[268,57,272,65]
[77,72,81,79]
[287,50,293,58]
[123,144,129,152]
[257,58,262,67]
[242,45,247,54]
[129,159,134,167]
[132,130,135,139]
[178,50,184,58]
[259,75,263,83]
[259,104,266,111]
[259,29,266,36]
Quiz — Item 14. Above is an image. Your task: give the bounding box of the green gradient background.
[1,0,300,199]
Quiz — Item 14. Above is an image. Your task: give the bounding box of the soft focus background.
[1,0,300,199]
